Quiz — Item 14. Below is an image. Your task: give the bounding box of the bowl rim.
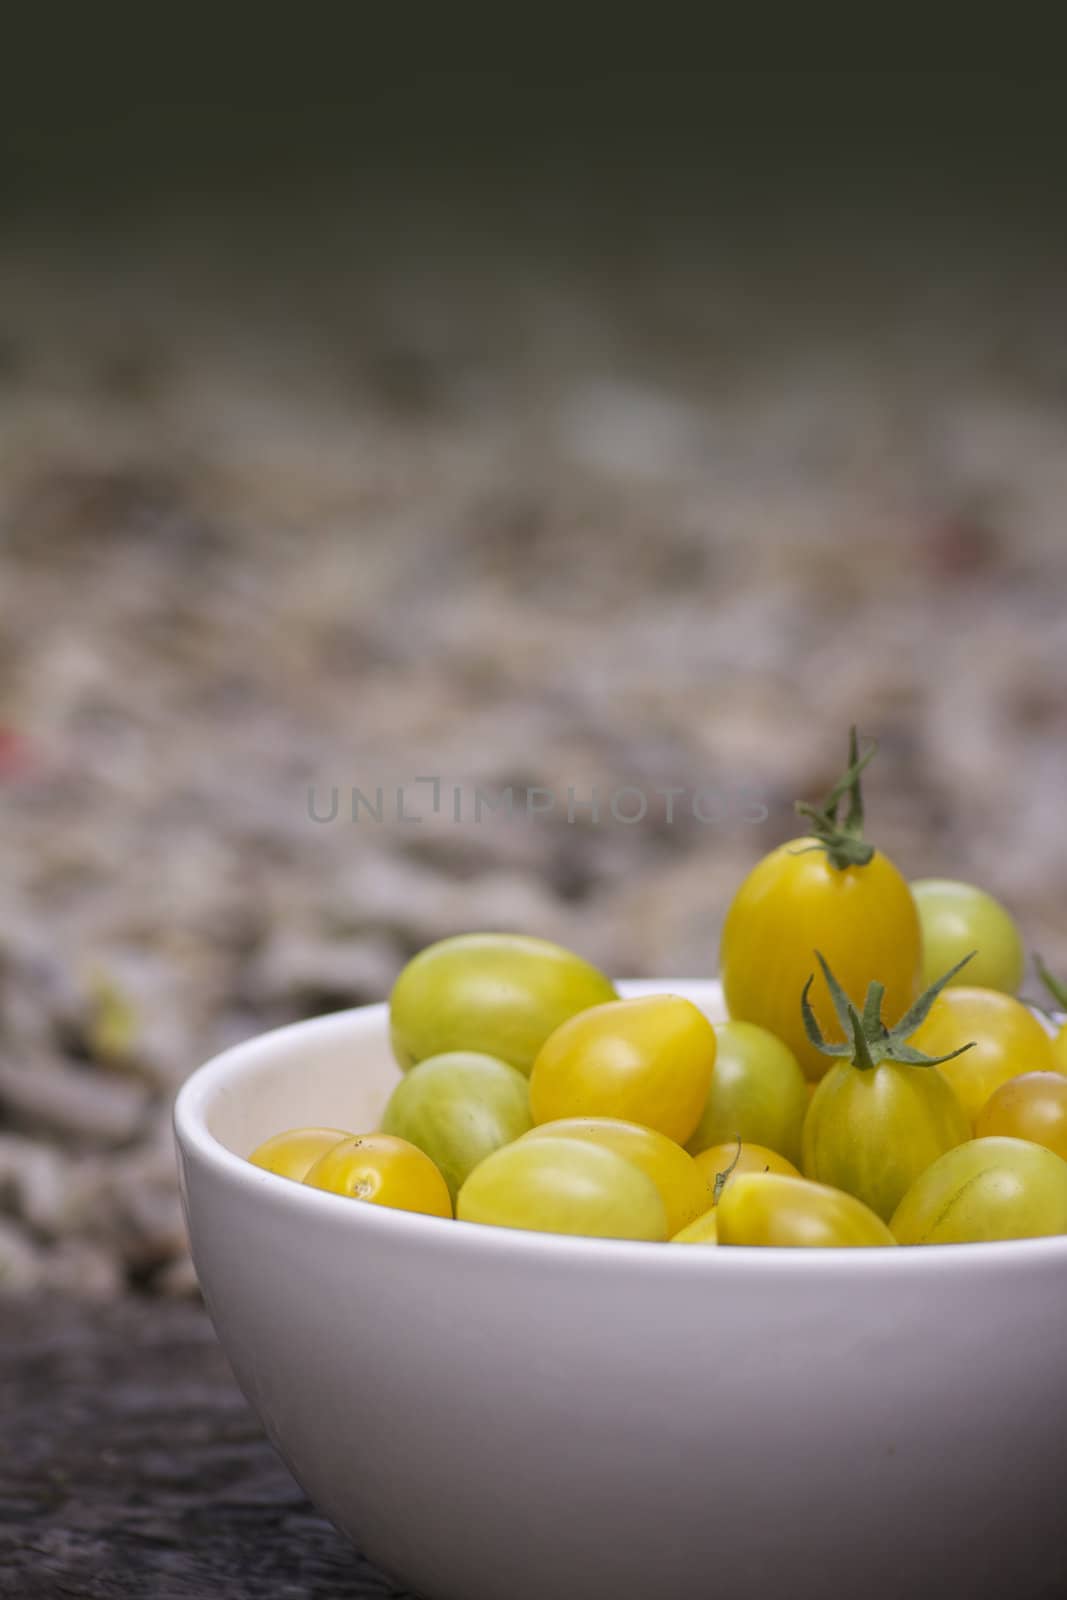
[174,981,1067,1276]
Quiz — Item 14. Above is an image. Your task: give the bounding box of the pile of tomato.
[249,733,1067,1248]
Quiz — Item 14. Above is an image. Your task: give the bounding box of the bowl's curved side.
[180,1134,1067,1600]
[175,986,1067,1600]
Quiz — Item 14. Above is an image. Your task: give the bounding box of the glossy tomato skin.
[891,1136,1067,1243]
[303,1133,452,1218]
[520,1118,706,1236]
[720,839,922,1080]
[911,878,1024,995]
[389,933,616,1075]
[687,1021,809,1165]
[529,995,716,1146]
[716,1173,895,1247]
[910,987,1059,1123]
[456,1135,668,1240]
[802,1061,970,1221]
[380,1051,532,1201]
[692,1141,799,1207]
[671,1207,719,1244]
[975,1073,1067,1161]
[248,1127,351,1182]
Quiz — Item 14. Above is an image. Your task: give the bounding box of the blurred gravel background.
[2,68,1067,1297]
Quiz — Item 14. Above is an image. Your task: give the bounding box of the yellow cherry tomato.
[716,1173,896,1247]
[521,1118,707,1236]
[529,995,716,1145]
[671,1207,719,1245]
[303,1133,452,1218]
[687,1021,809,1166]
[692,1141,799,1207]
[248,1126,351,1182]
[975,1073,1067,1161]
[721,840,921,1080]
[910,987,1058,1123]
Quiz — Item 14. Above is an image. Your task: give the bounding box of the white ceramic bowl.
[175,980,1067,1600]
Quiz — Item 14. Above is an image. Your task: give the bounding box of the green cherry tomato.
[671,1207,719,1245]
[248,1126,352,1182]
[687,1021,809,1165]
[456,1135,668,1240]
[891,1137,1067,1244]
[521,1118,707,1236]
[974,1073,1067,1162]
[803,1060,970,1221]
[716,1173,896,1248]
[389,933,616,1075]
[380,1051,533,1201]
[910,987,1059,1123]
[529,995,717,1146]
[911,878,1025,995]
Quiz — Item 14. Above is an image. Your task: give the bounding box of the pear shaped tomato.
[911,878,1024,995]
[716,1173,895,1248]
[687,1021,809,1166]
[389,933,616,1075]
[520,1118,706,1236]
[720,731,922,1080]
[800,953,972,1221]
[457,1136,668,1241]
[891,1137,1067,1244]
[381,1051,532,1201]
[529,994,716,1146]
[910,986,1057,1123]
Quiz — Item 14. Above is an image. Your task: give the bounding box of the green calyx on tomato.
[1033,957,1067,1077]
[802,949,977,1073]
[801,952,977,1220]
[792,726,877,871]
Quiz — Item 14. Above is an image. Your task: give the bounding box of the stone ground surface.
[0,1295,413,1598]
[2,200,1067,1297]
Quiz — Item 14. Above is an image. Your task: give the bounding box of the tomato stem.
[712,1135,744,1204]
[793,727,877,871]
